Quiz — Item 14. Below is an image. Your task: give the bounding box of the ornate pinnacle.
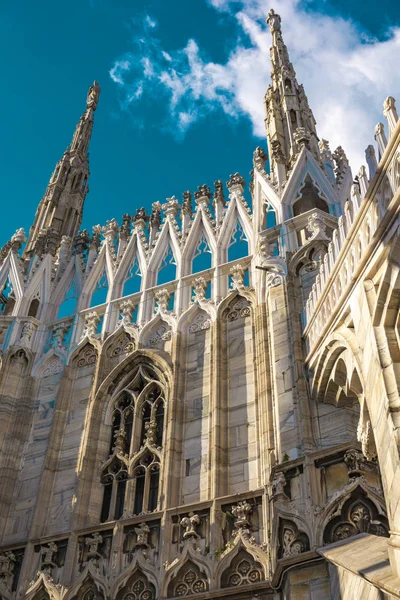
[132,207,149,223]
[213,180,225,204]
[194,184,212,200]
[182,190,193,215]
[227,173,245,189]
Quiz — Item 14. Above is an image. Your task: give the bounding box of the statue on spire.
[86,81,100,111]
[267,8,281,32]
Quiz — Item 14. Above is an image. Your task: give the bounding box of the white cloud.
[109,2,400,170]
[145,15,157,29]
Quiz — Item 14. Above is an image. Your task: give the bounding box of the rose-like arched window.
[100,366,166,522]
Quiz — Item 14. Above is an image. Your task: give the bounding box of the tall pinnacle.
[264,9,319,184]
[25,82,101,258]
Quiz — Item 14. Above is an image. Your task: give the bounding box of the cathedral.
[1,9,400,600]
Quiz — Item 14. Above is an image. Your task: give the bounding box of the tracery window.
[228,220,249,262]
[100,366,166,522]
[90,270,108,307]
[123,256,142,297]
[192,235,212,273]
[116,571,156,600]
[0,278,15,315]
[57,278,78,319]
[157,245,176,285]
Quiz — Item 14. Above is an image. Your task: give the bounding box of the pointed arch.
[215,533,268,589]
[139,314,175,352]
[163,548,212,599]
[113,231,147,300]
[64,565,107,600]
[318,483,388,546]
[182,210,216,276]
[218,200,253,264]
[147,222,181,287]
[80,245,112,310]
[111,558,159,600]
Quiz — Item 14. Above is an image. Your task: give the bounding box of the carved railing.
[304,115,400,349]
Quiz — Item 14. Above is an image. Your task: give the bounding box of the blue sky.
[1,0,399,247]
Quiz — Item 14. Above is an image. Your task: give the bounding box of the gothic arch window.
[323,489,388,544]
[116,570,156,600]
[228,220,249,262]
[293,175,329,216]
[28,291,41,318]
[100,367,166,522]
[90,269,109,307]
[192,235,212,274]
[167,560,209,597]
[265,199,277,229]
[0,277,15,315]
[221,550,264,588]
[57,278,78,319]
[123,255,142,297]
[157,245,177,286]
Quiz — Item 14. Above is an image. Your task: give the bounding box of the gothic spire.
[264,9,319,184]
[24,81,101,257]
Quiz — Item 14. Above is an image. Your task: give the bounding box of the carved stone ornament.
[51,322,69,349]
[40,541,58,574]
[230,264,246,291]
[293,127,311,150]
[192,277,208,303]
[170,561,209,597]
[134,523,150,547]
[221,550,264,589]
[324,493,389,544]
[0,551,16,590]
[265,267,285,289]
[232,500,252,533]
[107,333,135,358]
[181,512,200,540]
[84,532,103,561]
[155,289,170,313]
[194,184,212,200]
[213,180,225,204]
[148,324,172,347]
[188,313,211,333]
[344,449,368,478]
[82,311,100,340]
[119,299,136,327]
[226,297,251,322]
[281,526,306,558]
[253,146,268,170]
[42,358,64,378]
[227,173,245,189]
[271,139,285,164]
[145,420,158,447]
[20,321,35,345]
[11,227,26,249]
[271,471,289,502]
[306,212,328,240]
[75,344,97,368]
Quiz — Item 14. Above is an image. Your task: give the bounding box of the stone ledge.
[318,533,400,598]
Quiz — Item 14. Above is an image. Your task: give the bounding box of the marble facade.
[0,9,400,600]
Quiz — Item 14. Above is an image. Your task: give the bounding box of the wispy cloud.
[109,2,400,170]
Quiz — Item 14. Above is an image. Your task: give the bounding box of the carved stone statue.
[232,500,252,531]
[134,523,150,547]
[86,81,101,111]
[0,551,16,590]
[41,541,58,573]
[271,471,289,502]
[267,8,281,32]
[181,512,200,539]
[85,532,103,561]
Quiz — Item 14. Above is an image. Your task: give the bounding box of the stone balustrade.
[304,105,400,349]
